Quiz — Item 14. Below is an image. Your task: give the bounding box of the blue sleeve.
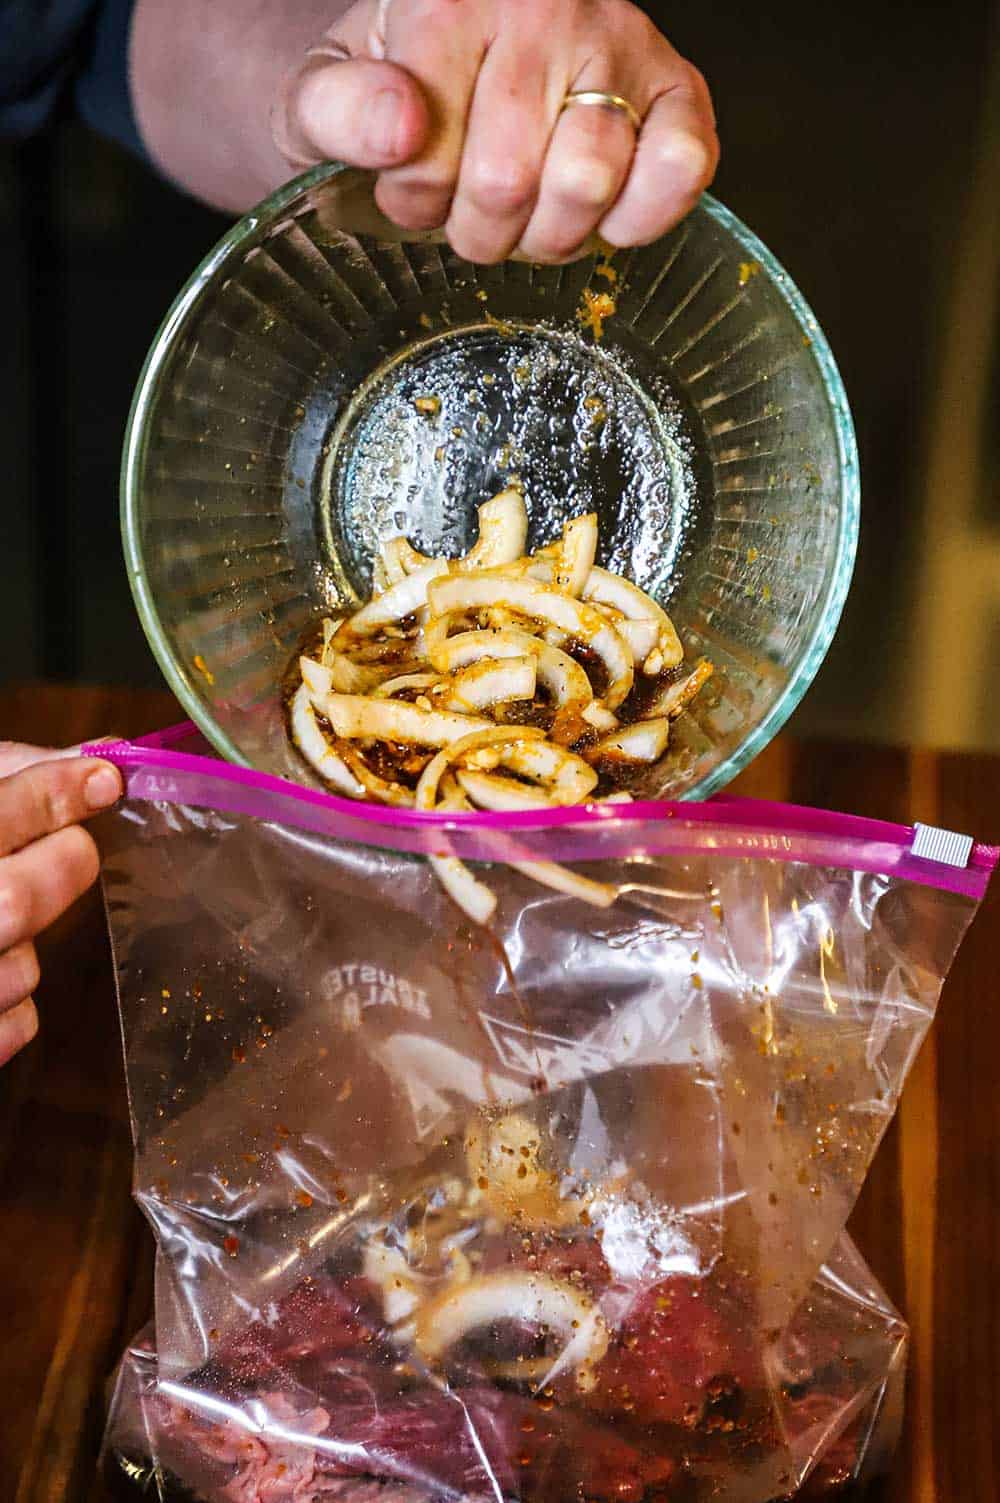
[0,0,146,158]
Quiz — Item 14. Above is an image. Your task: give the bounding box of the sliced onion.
[509,860,617,909]
[332,652,376,693]
[462,488,528,570]
[429,786,498,924]
[457,770,553,811]
[382,535,432,584]
[581,701,618,732]
[346,559,449,637]
[582,565,665,626]
[322,695,492,747]
[583,567,683,669]
[555,512,598,596]
[415,726,547,811]
[289,685,365,797]
[337,742,416,808]
[445,656,537,713]
[619,619,662,664]
[346,638,423,665]
[427,575,633,708]
[373,672,442,699]
[647,659,715,718]
[414,1271,608,1391]
[584,718,670,765]
[457,766,619,904]
[299,656,334,698]
[430,629,593,710]
[429,854,497,925]
[496,739,598,803]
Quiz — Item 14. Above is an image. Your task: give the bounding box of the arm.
[129,0,340,213]
[129,0,429,213]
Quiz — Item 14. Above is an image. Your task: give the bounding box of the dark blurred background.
[2,0,998,747]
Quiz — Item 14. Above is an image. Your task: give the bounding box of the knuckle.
[0,880,30,945]
[2,941,40,1000]
[627,4,669,46]
[676,60,714,115]
[38,767,79,832]
[549,153,619,209]
[21,944,41,996]
[658,129,716,192]
[464,158,536,216]
[59,823,100,889]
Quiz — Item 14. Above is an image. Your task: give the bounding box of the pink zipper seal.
[83,729,998,900]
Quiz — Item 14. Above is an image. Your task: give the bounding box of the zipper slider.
[911,822,974,869]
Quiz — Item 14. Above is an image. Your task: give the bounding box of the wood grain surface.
[1,684,996,1502]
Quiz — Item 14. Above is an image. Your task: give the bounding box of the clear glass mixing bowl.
[122,164,858,799]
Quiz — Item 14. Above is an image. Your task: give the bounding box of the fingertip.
[83,762,124,812]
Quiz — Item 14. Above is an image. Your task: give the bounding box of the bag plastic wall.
[93,732,994,1502]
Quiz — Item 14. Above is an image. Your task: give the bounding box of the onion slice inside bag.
[288,488,713,921]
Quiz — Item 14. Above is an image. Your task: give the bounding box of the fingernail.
[366,88,403,158]
[85,765,122,810]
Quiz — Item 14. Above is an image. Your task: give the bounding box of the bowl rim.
[121,163,860,799]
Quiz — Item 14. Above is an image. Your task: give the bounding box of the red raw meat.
[157,1381,675,1503]
[586,1271,761,1430]
[215,1275,390,1385]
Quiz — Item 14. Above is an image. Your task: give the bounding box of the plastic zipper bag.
[90,726,995,1502]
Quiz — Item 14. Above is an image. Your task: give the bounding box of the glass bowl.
[122,164,858,800]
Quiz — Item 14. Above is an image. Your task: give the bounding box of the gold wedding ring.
[561,91,643,132]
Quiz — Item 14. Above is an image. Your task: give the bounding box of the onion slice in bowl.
[582,567,683,671]
[372,672,443,699]
[444,655,537,713]
[461,488,528,569]
[289,685,365,797]
[427,575,633,709]
[337,742,416,808]
[430,629,594,711]
[381,535,432,584]
[584,718,670,765]
[647,658,715,718]
[495,738,599,803]
[299,656,334,698]
[322,695,493,747]
[416,726,548,811]
[456,770,553,811]
[345,559,449,637]
[555,512,598,596]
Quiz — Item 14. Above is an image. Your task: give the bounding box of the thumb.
[281,57,430,171]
